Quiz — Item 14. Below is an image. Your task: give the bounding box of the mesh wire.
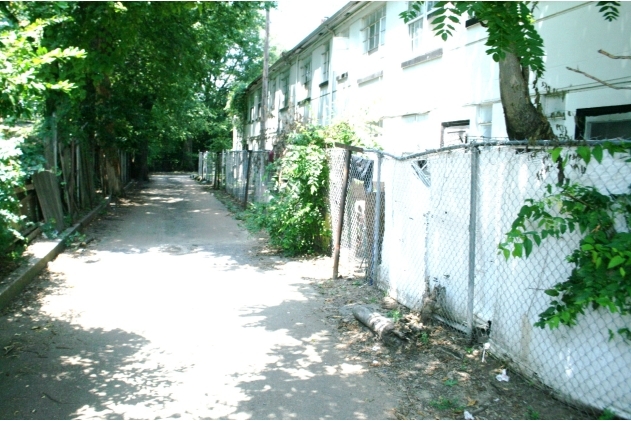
[199,150,273,205]
[202,142,631,417]
[325,142,631,418]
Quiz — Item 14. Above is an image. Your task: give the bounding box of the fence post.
[369,152,383,285]
[332,148,352,279]
[467,144,479,343]
[243,150,253,208]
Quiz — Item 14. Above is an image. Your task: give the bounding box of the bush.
[245,125,330,256]
[0,134,26,257]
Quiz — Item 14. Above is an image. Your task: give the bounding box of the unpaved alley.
[0,174,398,419]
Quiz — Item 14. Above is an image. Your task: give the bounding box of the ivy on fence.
[499,141,631,341]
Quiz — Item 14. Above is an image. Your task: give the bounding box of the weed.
[444,379,458,387]
[429,397,463,411]
[419,332,429,345]
[387,309,401,323]
[465,346,474,354]
[599,408,616,420]
[526,406,540,420]
[40,219,58,239]
[64,232,86,247]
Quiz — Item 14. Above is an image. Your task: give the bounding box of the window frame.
[280,72,290,109]
[321,44,330,82]
[301,59,312,99]
[363,6,386,54]
[269,78,277,111]
[406,1,436,52]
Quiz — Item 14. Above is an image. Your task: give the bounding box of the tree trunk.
[104,148,122,197]
[499,51,556,141]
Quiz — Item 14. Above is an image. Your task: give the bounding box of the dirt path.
[0,174,398,419]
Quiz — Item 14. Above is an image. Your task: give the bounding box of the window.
[269,79,276,110]
[363,6,386,53]
[281,72,290,108]
[301,59,312,98]
[302,60,311,86]
[249,94,256,122]
[256,89,262,120]
[322,44,330,82]
[407,1,436,51]
[575,104,631,140]
[441,120,469,147]
[318,87,330,126]
[477,105,492,139]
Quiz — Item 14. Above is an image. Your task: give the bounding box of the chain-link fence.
[197,150,273,205]
[328,140,631,418]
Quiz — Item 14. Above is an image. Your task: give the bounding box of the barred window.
[363,6,386,53]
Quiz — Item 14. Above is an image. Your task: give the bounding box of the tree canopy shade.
[401,1,621,141]
[1,1,268,186]
[0,1,268,260]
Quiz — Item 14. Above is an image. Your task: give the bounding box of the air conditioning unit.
[336,72,348,81]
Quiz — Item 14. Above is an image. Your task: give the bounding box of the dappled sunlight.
[0,174,394,419]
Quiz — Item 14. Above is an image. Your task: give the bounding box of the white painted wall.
[239,1,630,151]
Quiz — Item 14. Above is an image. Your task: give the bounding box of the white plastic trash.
[496,368,510,382]
[481,342,490,362]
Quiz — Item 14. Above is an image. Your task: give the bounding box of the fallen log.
[352,305,403,346]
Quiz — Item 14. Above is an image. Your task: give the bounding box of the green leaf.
[544,289,559,297]
[550,147,563,163]
[577,146,591,165]
[523,237,533,258]
[608,255,625,269]
[592,145,604,164]
[512,242,523,258]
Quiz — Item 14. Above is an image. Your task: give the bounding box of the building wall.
[237,1,630,152]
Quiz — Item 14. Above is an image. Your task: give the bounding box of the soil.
[307,276,601,420]
[214,189,598,421]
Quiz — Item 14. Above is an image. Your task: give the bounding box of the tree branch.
[566,66,631,90]
[598,49,631,60]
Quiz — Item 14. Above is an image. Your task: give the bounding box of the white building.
[235,1,631,152]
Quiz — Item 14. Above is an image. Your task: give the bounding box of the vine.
[499,141,631,341]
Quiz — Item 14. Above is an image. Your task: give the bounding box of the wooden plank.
[32,171,65,232]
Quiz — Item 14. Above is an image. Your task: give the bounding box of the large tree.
[24,1,268,188]
[402,1,621,141]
